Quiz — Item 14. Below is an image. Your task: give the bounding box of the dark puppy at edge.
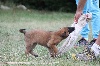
[19,27,74,57]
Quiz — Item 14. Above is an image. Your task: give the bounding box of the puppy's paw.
[34,55,38,57]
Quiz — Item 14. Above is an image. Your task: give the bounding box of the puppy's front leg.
[50,45,58,55]
[47,42,58,57]
[48,48,54,57]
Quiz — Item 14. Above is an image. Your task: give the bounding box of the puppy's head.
[59,27,75,39]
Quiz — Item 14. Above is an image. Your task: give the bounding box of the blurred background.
[0,0,76,12]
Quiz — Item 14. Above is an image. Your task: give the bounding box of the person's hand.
[74,11,82,23]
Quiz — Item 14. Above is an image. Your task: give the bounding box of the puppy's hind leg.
[25,42,38,57]
[30,43,38,57]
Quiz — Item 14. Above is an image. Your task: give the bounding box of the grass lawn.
[0,9,100,66]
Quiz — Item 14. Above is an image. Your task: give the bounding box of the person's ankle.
[91,43,100,57]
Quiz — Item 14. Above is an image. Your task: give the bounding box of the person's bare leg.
[95,34,100,46]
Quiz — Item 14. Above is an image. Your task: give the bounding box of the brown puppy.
[19,27,74,57]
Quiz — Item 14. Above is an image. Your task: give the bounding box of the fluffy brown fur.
[19,27,74,57]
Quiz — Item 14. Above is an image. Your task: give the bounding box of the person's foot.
[72,47,96,61]
[76,38,89,46]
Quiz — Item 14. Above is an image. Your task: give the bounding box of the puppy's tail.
[19,29,26,34]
